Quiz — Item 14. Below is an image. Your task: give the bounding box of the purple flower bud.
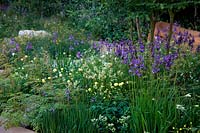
[9,38,16,45]
[42,91,47,96]
[69,34,74,40]
[65,89,71,102]
[174,32,183,45]
[188,35,195,50]
[52,32,58,43]
[69,45,74,51]
[196,45,200,53]
[49,107,55,112]
[115,46,122,56]
[129,56,145,77]
[152,65,160,74]
[162,53,177,70]
[15,43,20,52]
[90,97,96,103]
[81,40,84,44]
[26,42,33,51]
[173,22,180,27]
[76,51,82,59]
[92,42,101,52]
[138,39,145,53]
[74,40,79,45]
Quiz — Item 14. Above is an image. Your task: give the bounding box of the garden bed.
[0,5,200,132]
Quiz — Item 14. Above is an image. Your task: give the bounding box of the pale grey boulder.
[18,30,51,38]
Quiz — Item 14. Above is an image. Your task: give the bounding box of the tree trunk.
[167,9,175,54]
[150,12,156,43]
[194,5,197,30]
[136,16,141,39]
[130,18,134,41]
[150,11,156,54]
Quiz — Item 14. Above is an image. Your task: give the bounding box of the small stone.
[0,70,4,73]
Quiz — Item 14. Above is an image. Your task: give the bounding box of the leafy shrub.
[7,0,65,17]
[1,93,48,128]
[174,53,200,88]
[90,100,130,132]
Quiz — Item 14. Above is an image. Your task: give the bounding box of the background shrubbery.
[2,0,199,40]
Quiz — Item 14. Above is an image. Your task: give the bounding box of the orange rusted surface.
[148,21,200,51]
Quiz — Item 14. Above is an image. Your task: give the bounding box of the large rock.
[5,127,35,133]
[0,117,35,133]
[18,30,51,38]
[0,126,6,133]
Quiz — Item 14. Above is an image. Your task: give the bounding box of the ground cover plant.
[0,1,200,133]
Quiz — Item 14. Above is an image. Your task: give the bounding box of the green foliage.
[1,93,48,128]
[7,0,65,17]
[65,0,130,40]
[90,100,130,132]
[0,3,200,132]
[175,54,200,88]
[129,81,178,132]
[35,104,97,133]
[0,13,44,38]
